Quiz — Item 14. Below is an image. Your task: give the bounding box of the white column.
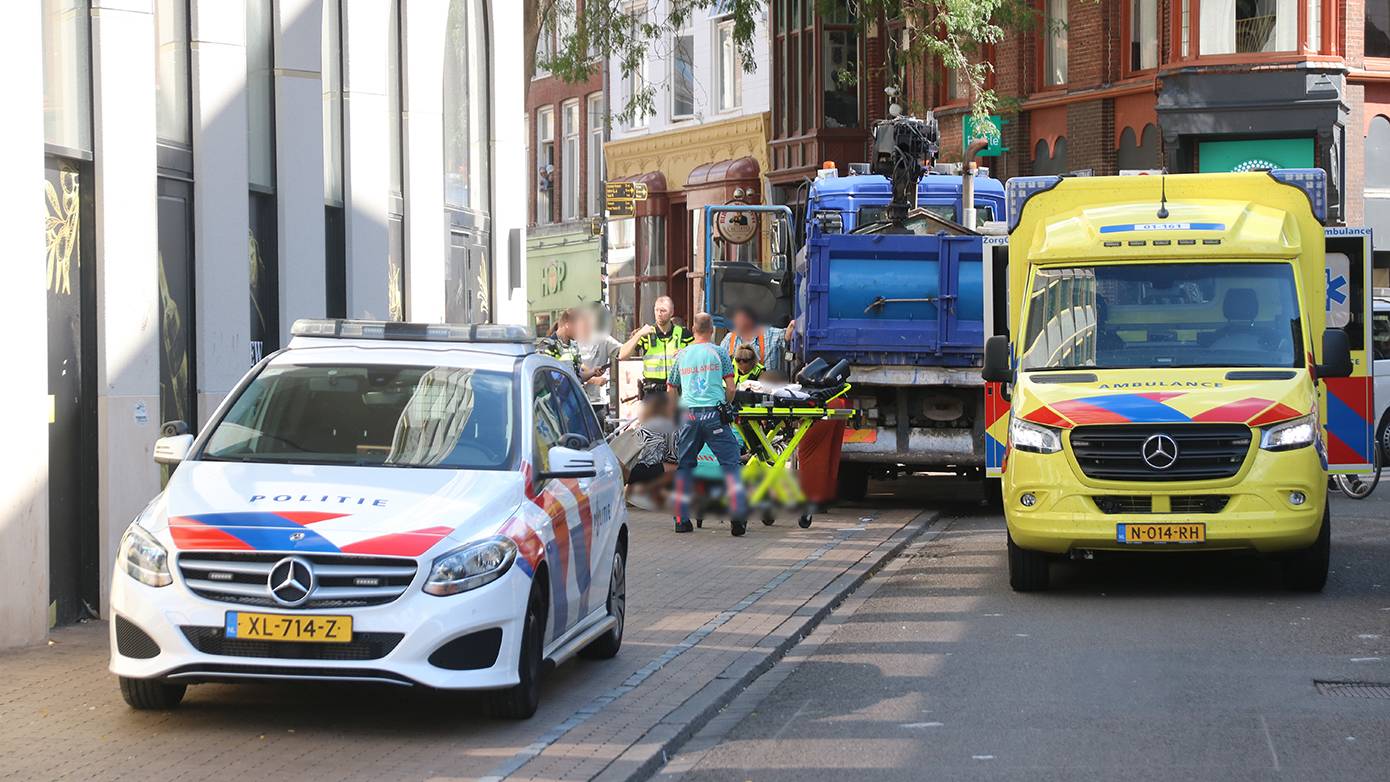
[273,0,327,335]
[403,0,447,322]
[489,0,526,324]
[190,0,251,421]
[90,0,163,609]
[342,0,390,320]
[0,1,51,648]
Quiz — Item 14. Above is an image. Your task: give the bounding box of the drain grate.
[1315,680,1390,699]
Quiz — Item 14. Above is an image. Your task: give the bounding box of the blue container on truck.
[792,171,1007,498]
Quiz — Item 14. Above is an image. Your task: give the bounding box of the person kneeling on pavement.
[667,312,748,536]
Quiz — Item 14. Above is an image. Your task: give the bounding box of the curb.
[591,509,941,782]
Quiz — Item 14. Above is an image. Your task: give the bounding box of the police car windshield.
[202,364,515,469]
[1020,262,1304,371]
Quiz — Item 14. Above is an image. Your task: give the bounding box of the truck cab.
[986,170,1374,592]
[804,169,1006,239]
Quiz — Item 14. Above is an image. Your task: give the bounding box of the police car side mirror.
[1316,328,1353,379]
[153,434,194,466]
[982,336,1012,384]
[539,446,597,480]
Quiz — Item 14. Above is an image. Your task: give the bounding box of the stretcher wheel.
[797,513,813,529]
[761,510,776,526]
[695,518,704,528]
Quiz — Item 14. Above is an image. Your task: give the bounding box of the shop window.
[673,33,695,118]
[1128,0,1159,71]
[322,0,344,206]
[247,0,275,190]
[716,19,741,112]
[1369,1,1390,58]
[155,0,189,147]
[823,29,859,127]
[587,93,604,217]
[536,106,554,224]
[42,0,93,154]
[1042,0,1068,87]
[562,99,580,221]
[1199,0,1297,55]
[444,0,490,213]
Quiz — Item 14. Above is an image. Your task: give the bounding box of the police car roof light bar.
[291,318,534,344]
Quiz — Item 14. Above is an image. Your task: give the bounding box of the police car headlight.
[119,523,172,588]
[1010,417,1062,454]
[423,537,517,596]
[1260,413,1318,452]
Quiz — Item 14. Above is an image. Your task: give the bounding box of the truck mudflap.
[1324,227,1376,473]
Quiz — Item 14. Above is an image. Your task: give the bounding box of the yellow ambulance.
[984,170,1375,592]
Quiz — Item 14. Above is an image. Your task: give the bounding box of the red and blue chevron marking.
[1324,377,1374,466]
[168,511,452,557]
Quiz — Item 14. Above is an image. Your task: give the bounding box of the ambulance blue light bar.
[1005,176,1062,233]
[291,318,534,344]
[1267,168,1326,224]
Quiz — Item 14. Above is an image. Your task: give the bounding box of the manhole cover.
[1315,680,1390,699]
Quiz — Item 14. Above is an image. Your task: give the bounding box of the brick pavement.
[0,506,932,782]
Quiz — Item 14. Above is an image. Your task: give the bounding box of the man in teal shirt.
[667,312,747,536]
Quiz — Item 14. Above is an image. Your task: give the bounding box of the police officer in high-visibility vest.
[732,343,764,384]
[540,309,602,382]
[620,295,693,392]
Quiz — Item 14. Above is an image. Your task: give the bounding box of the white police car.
[110,320,628,719]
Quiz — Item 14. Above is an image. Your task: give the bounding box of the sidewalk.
[0,506,933,782]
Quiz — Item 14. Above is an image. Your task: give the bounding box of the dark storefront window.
[155,0,196,431]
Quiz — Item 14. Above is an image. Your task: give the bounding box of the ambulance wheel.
[490,580,547,719]
[1283,504,1330,592]
[581,545,626,660]
[118,677,186,710]
[797,513,813,529]
[1007,533,1051,592]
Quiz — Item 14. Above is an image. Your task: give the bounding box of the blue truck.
[793,169,1007,499]
[705,117,1009,500]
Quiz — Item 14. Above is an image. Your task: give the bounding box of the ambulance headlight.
[1260,413,1317,452]
[423,537,517,596]
[1010,417,1063,454]
[119,523,172,588]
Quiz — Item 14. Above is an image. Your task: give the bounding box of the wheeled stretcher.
[689,359,857,529]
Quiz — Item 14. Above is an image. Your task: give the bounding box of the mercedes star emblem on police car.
[268,556,315,606]
[1141,433,1179,471]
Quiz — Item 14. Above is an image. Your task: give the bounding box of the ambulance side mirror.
[1316,329,1353,379]
[982,336,1013,383]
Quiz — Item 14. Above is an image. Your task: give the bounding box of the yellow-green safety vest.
[639,325,693,381]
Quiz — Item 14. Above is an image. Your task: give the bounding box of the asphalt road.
[664,481,1390,782]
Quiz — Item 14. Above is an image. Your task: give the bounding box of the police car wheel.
[1282,504,1330,593]
[581,546,626,660]
[1007,533,1051,592]
[490,582,547,719]
[118,676,186,710]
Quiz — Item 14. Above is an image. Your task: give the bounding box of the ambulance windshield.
[1020,262,1304,371]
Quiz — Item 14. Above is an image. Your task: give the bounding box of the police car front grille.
[177,552,417,608]
[180,626,404,661]
[1070,424,1252,482]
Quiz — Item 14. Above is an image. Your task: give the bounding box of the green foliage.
[536,0,1050,134]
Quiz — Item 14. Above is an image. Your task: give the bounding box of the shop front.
[526,223,601,335]
[604,114,771,335]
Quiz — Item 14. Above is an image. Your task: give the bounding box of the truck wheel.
[1007,533,1051,592]
[837,464,869,503]
[1283,504,1331,592]
[490,582,547,719]
[118,676,186,710]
